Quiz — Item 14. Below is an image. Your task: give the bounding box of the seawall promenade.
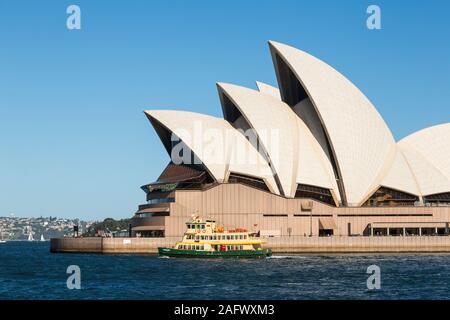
[50,236,450,254]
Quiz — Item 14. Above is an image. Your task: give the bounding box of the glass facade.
[295,184,335,206]
[363,187,419,207]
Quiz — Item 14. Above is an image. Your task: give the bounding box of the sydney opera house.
[130,41,450,240]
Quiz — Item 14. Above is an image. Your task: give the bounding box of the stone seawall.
[51,236,450,254]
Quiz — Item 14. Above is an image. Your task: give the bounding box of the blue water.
[1,241,450,300]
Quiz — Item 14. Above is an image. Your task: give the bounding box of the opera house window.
[424,192,450,205]
[363,187,419,207]
[228,173,270,192]
[295,184,335,206]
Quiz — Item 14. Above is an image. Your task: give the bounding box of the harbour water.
[1,241,450,300]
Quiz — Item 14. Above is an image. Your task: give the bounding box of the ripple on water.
[2,242,450,299]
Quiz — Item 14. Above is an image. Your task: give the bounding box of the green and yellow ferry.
[158,216,272,258]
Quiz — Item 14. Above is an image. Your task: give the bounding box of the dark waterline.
[1,241,450,300]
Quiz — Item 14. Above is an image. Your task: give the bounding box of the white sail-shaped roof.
[398,123,450,196]
[144,110,279,194]
[398,144,450,197]
[255,81,281,100]
[296,117,341,205]
[378,148,421,197]
[217,83,340,202]
[269,40,396,206]
[217,83,299,197]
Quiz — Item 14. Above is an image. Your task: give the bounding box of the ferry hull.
[158,247,272,258]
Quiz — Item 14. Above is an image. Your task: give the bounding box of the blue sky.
[0,0,449,220]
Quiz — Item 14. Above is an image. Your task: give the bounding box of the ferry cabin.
[174,219,264,252]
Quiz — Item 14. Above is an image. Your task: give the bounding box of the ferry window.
[240,235,243,240]
[227,235,230,240]
[196,224,200,229]
[244,235,247,239]
[201,224,205,229]
[187,245,191,250]
[212,236,216,240]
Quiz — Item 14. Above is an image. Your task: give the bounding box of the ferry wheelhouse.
[158,217,272,258]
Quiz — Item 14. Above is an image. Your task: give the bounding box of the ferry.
[158,217,272,258]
